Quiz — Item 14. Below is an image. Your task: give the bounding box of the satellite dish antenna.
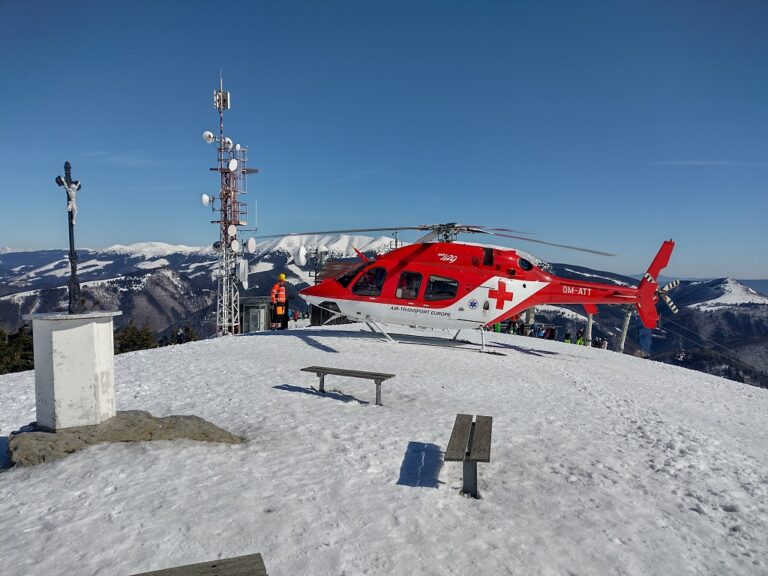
[201,193,210,207]
[235,143,241,151]
[238,259,249,284]
[246,237,257,253]
[223,137,233,151]
[294,245,308,266]
[212,241,223,252]
[202,130,215,144]
[227,224,237,237]
[317,245,329,255]
[228,158,238,172]
[230,239,240,253]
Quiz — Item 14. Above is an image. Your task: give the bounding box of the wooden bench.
[131,552,267,575]
[300,366,396,406]
[444,414,493,498]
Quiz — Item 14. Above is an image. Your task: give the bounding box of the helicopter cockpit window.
[518,257,534,271]
[424,275,459,301]
[352,266,387,296]
[396,271,422,299]
[336,263,366,288]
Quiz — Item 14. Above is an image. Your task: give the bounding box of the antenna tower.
[201,78,259,335]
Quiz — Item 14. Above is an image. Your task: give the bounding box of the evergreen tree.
[0,328,10,374]
[115,323,157,354]
[137,324,158,350]
[1,325,34,374]
[182,324,198,343]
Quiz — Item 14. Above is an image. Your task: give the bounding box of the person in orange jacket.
[271,273,287,330]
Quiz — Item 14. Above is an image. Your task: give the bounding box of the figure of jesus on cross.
[55,161,83,313]
[56,161,80,225]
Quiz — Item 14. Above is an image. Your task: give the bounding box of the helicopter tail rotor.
[635,240,677,328]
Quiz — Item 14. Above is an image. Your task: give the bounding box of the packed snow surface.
[689,278,768,310]
[1,325,767,575]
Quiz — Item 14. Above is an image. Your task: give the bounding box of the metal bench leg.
[374,380,382,406]
[318,374,325,393]
[462,460,478,498]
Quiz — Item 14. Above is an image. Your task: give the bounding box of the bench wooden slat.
[132,552,267,576]
[468,415,492,463]
[444,414,473,461]
[301,366,395,380]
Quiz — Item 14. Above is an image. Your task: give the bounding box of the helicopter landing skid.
[364,321,506,355]
[364,319,397,343]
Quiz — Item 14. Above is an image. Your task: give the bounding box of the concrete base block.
[23,311,122,430]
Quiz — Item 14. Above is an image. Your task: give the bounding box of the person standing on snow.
[271,273,288,330]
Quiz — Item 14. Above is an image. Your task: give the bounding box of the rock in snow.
[8,410,243,467]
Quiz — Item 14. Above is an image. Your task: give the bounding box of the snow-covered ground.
[1,325,766,575]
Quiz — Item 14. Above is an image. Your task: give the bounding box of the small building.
[240,295,271,333]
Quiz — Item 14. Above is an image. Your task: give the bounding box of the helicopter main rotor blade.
[480,230,616,256]
[251,226,429,239]
[250,223,614,255]
[465,226,535,235]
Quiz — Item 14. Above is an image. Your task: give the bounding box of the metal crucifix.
[55,161,83,314]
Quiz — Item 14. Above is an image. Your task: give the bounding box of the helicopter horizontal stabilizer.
[635,240,676,328]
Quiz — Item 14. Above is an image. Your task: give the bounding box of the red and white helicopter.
[264,224,679,347]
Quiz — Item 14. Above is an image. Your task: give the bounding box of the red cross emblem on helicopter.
[488,280,514,310]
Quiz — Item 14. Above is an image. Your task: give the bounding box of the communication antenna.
[200,76,260,335]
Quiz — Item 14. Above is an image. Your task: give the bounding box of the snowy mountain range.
[1,237,766,386]
[0,237,396,337]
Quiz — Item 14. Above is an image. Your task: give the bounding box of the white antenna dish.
[317,245,329,255]
[201,193,210,207]
[294,245,308,266]
[246,237,257,254]
[223,137,233,151]
[238,259,249,285]
[230,239,240,253]
[228,158,238,172]
[235,143,241,151]
[227,224,237,237]
[202,130,215,144]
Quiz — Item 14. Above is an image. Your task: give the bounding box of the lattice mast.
[203,78,258,335]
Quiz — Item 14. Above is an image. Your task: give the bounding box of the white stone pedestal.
[23,311,122,431]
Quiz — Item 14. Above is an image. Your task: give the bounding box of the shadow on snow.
[396,441,444,489]
[273,383,368,405]
[243,327,560,357]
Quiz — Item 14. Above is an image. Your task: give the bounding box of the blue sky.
[1,0,766,277]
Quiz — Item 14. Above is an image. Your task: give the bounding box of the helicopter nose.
[299,283,326,305]
[299,283,323,298]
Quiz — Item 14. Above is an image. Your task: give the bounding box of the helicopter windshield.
[336,263,367,288]
[352,266,388,296]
